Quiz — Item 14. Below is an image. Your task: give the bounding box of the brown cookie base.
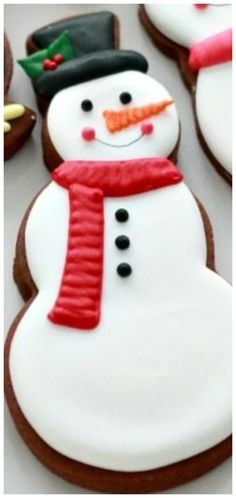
[5,185,231,492]
[4,34,13,94]
[25,13,120,117]
[4,98,36,160]
[139,5,232,186]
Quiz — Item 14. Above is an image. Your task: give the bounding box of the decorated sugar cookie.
[139,4,232,185]
[5,12,231,493]
[4,34,36,160]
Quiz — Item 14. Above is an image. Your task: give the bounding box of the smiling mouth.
[95,133,144,148]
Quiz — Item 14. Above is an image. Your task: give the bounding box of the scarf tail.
[189,28,232,71]
[48,183,104,330]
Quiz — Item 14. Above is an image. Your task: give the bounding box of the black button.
[117,263,132,277]
[115,235,130,250]
[115,209,129,222]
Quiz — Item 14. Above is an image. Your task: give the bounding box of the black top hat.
[19,12,148,99]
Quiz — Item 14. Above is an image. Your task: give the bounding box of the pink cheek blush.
[81,127,96,141]
[194,4,208,9]
[141,122,154,135]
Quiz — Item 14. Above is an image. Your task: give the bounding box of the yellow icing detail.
[4,121,12,133]
[4,104,25,121]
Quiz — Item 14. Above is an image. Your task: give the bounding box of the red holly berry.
[43,59,57,70]
[52,53,64,64]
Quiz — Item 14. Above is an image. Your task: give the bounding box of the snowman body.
[144,4,232,175]
[9,70,231,471]
[196,62,231,172]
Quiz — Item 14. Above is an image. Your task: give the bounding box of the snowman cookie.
[5,13,231,493]
[139,4,232,185]
[4,34,36,160]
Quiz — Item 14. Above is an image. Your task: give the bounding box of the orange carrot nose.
[103,99,174,133]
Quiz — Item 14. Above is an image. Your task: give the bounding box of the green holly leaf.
[18,30,74,79]
[18,48,48,79]
[47,31,74,60]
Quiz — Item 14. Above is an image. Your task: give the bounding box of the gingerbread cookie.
[4,34,36,161]
[5,12,231,493]
[139,4,232,185]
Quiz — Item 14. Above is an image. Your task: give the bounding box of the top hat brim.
[34,50,148,99]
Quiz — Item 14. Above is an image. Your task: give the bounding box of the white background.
[4,3,232,494]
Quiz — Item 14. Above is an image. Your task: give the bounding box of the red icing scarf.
[189,28,232,71]
[48,158,183,330]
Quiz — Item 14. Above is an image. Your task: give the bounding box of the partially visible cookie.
[4,34,13,94]
[4,34,36,160]
[139,4,232,185]
[4,99,36,160]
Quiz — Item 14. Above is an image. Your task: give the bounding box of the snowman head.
[47,69,179,161]
[146,3,232,48]
[17,12,179,163]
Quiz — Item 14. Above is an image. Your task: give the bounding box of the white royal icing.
[144,4,232,175]
[9,71,231,472]
[196,62,232,174]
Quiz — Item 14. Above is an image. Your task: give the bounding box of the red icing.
[48,184,104,330]
[194,4,208,9]
[43,59,57,70]
[189,28,232,71]
[141,122,154,135]
[49,158,183,330]
[52,53,64,64]
[81,127,96,141]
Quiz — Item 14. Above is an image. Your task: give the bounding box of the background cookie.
[4,34,13,94]
[139,4,232,185]
[4,34,36,160]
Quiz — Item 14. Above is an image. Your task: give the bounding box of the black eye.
[120,92,132,105]
[81,99,93,112]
